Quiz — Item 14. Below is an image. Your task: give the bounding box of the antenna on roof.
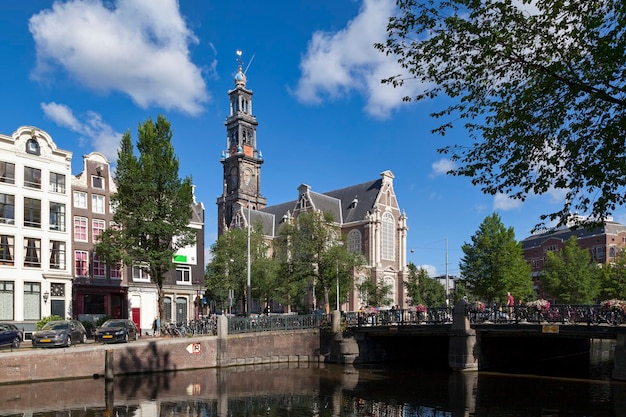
[244,53,255,75]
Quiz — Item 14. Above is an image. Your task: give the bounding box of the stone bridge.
[329,301,626,380]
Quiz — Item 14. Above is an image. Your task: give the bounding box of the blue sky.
[0,0,612,278]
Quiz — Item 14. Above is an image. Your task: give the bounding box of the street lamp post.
[247,201,252,316]
[445,237,449,306]
[336,258,340,312]
[336,241,344,312]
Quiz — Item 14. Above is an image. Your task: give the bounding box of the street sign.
[542,324,559,334]
[186,343,202,354]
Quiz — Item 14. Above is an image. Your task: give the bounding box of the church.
[216,60,410,312]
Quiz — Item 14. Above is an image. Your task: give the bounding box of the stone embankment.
[0,328,321,385]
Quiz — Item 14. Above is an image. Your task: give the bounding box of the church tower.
[217,52,267,236]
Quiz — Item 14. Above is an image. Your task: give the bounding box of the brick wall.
[0,329,321,385]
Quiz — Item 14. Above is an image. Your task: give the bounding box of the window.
[0,281,14,320]
[163,297,172,322]
[23,282,40,320]
[50,283,65,297]
[49,172,66,193]
[24,198,41,228]
[92,252,105,278]
[176,297,188,323]
[49,241,66,270]
[74,217,87,241]
[348,230,362,254]
[49,202,66,231]
[0,193,15,224]
[132,265,150,281]
[0,161,15,184]
[24,238,41,267]
[92,176,103,189]
[75,250,88,277]
[24,167,41,189]
[25,139,40,155]
[92,219,105,242]
[73,191,87,209]
[176,265,192,284]
[0,235,14,265]
[110,261,123,280]
[381,212,395,261]
[92,194,105,214]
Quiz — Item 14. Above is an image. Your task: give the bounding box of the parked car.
[31,320,87,348]
[0,324,21,348]
[94,319,140,343]
[0,323,23,343]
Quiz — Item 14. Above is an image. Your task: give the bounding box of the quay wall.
[0,329,321,385]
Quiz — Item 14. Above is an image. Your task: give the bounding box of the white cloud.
[419,264,437,277]
[294,0,423,119]
[29,0,209,115]
[41,102,121,162]
[493,192,523,211]
[430,158,456,177]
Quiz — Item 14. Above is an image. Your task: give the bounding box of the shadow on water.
[1,340,626,416]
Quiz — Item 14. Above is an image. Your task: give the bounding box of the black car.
[0,323,23,343]
[31,320,87,348]
[94,319,140,343]
[0,324,21,348]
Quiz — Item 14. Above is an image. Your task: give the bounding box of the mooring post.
[105,349,114,381]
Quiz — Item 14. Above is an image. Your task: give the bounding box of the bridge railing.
[228,313,327,334]
[468,304,626,325]
[343,307,453,327]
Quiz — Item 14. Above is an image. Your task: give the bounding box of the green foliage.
[274,211,364,313]
[95,115,195,320]
[35,315,63,330]
[460,213,533,304]
[598,249,626,300]
[357,278,392,308]
[404,263,445,307]
[206,223,274,315]
[542,236,600,303]
[376,1,626,231]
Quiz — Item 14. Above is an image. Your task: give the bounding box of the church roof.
[254,176,384,237]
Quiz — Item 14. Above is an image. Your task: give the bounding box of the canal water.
[1,340,625,416]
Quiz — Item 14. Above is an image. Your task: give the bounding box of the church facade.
[216,62,409,311]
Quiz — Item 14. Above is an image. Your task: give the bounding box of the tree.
[542,236,600,304]
[376,1,626,230]
[205,224,273,315]
[95,115,195,322]
[357,278,393,308]
[460,213,533,304]
[598,249,626,300]
[404,263,446,307]
[275,211,362,313]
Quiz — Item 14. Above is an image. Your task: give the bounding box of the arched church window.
[381,212,394,260]
[348,230,361,254]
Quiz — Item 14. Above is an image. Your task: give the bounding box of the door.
[131,308,141,333]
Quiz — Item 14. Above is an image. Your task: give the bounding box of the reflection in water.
[1,341,625,416]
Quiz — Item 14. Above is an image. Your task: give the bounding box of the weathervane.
[236,50,243,68]
[235,49,255,74]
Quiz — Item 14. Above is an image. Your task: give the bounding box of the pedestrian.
[152,316,160,336]
[506,292,514,318]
